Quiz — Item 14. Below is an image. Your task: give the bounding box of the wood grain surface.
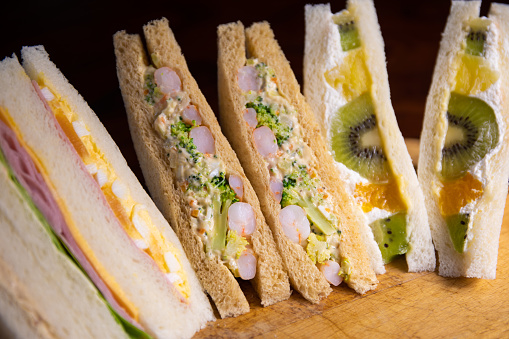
[194,141,509,338]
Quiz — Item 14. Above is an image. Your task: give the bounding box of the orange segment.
[439,172,483,216]
[354,180,406,213]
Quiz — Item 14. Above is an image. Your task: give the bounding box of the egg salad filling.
[145,66,255,279]
[435,18,502,253]
[241,58,351,282]
[36,76,191,300]
[323,11,409,264]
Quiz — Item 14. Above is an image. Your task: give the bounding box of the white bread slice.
[217,21,378,297]
[0,50,214,338]
[0,145,127,338]
[304,0,435,273]
[418,1,509,278]
[114,18,290,318]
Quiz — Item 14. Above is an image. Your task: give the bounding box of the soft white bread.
[418,1,509,278]
[1,48,214,338]
[217,21,378,297]
[114,18,290,318]
[0,144,126,338]
[304,0,435,273]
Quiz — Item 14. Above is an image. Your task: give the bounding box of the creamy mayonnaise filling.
[147,66,255,278]
[242,59,345,275]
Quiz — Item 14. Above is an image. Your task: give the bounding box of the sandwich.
[217,21,378,300]
[0,46,215,339]
[114,18,291,318]
[418,0,509,278]
[303,0,436,274]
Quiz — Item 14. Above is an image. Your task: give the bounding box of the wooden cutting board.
[195,140,509,338]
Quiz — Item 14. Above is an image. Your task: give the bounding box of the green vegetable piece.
[210,173,239,253]
[281,165,336,236]
[370,212,409,264]
[246,101,292,146]
[441,92,499,180]
[211,194,227,252]
[445,213,469,253]
[282,186,336,236]
[0,149,153,339]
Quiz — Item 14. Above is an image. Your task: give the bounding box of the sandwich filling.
[435,17,502,253]
[238,59,349,286]
[145,64,257,281]
[319,10,409,264]
[0,108,151,338]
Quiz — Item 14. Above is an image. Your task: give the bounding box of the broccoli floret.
[281,166,336,236]
[210,173,240,252]
[144,73,162,105]
[246,102,292,146]
[170,119,201,163]
[306,233,332,264]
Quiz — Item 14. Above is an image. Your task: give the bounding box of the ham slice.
[0,115,141,329]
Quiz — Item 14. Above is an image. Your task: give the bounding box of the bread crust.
[115,18,290,317]
[418,1,509,278]
[217,21,378,297]
[303,0,436,273]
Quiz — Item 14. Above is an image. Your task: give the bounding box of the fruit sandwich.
[303,0,436,274]
[217,20,379,300]
[114,18,291,318]
[418,0,509,278]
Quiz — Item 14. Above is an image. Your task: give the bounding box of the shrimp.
[182,105,202,125]
[237,249,257,280]
[253,126,278,158]
[189,126,215,155]
[228,202,255,236]
[278,205,310,244]
[269,177,283,203]
[154,67,181,95]
[229,174,244,199]
[243,108,258,128]
[237,66,261,92]
[318,260,343,286]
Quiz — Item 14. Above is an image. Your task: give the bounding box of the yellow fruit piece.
[453,54,500,95]
[324,48,371,101]
[439,172,483,216]
[354,180,406,213]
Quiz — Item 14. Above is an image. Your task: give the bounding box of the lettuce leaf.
[0,147,153,339]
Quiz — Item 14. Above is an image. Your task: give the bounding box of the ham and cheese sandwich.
[303,0,435,274]
[0,47,214,339]
[217,21,378,301]
[418,1,509,278]
[114,18,290,318]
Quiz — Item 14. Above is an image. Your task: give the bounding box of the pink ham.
[0,117,142,328]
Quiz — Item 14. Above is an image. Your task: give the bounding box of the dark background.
[1,0,504,181]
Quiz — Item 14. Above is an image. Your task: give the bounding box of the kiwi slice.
[330,92,390,183]
[445,213,469,253]
[441,92,499,180]
[370,212,408,264]
[333,13,360,51]
[465,29,486,57]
